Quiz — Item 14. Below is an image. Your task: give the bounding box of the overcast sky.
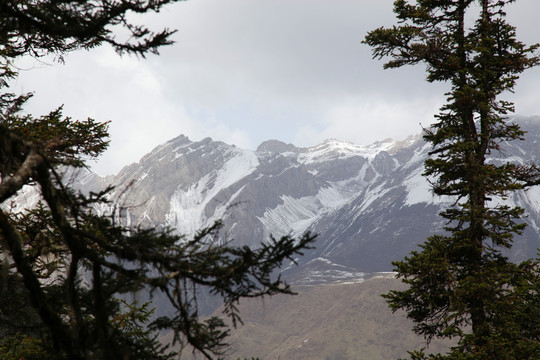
[13,0,540,175]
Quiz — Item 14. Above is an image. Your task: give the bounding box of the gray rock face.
[256,139,298,153]
[85,116,540,281]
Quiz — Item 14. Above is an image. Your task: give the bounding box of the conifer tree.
[0,1,316,359]
[365,1,540,358]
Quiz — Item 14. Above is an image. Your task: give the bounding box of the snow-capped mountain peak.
[46,116,540,279]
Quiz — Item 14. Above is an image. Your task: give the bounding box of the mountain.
[7,116,540,359]
[84,116,540,283]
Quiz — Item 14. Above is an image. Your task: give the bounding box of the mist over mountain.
[70,115,540,285]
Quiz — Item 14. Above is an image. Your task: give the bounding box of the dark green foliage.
[0,0,179,58]
[0,1,316,359]
[0,129,314,359]
[366,1,540,359]
[0,334,61,360]
[2,106,110,167]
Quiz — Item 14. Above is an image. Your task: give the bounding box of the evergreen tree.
[0,1,316,359]
[365,1,540,359]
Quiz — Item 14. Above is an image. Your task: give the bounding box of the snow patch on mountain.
[358,183,390,212]
[212,185,246,226]
[517,187,540,233]
[290,257,367,285]
[1,184,41,213]
[521,186,540,211]
[259,195,322,237]
[259,175,370,237]
[403,142,431,169]
[316,186,354,208]
[403,167,439,206]
[166,148,259,235]
[299,138,396,164]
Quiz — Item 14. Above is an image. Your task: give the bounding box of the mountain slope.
[85,116,540,281]
[215,275,452,360]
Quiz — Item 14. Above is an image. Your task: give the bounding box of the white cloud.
[315,96,445,145]
[10,0,540,175]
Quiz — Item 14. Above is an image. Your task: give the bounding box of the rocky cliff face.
[74,116,540,282]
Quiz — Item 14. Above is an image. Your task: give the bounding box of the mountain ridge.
[78,115,540,283]
[6,117,539,359]
[10,116,539,283]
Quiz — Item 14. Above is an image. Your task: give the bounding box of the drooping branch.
[0,0,180,58]
[0,209,81,358]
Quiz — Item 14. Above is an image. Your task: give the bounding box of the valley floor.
[208,275,452,360]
